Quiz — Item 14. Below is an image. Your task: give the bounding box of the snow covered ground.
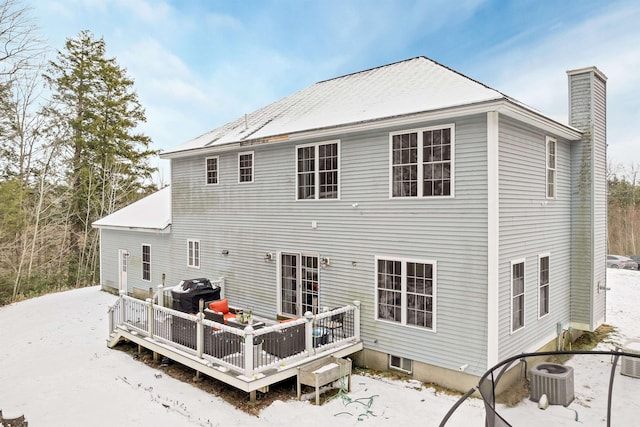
[0,269,638,426]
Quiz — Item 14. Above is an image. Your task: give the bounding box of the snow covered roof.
[92,186,171,232]
[163,57,508,156]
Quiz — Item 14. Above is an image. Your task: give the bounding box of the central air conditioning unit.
[621,339,640,378]
[530,362,574,406]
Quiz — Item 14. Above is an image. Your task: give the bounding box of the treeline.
[608,166,640,256]
[0,1,158,305]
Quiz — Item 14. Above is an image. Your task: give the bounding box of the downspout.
[487,111,500,368]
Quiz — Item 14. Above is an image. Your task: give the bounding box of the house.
[93,186,171,299]
[93,57,607,391]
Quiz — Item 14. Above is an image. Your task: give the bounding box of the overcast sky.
[31,0,640,182]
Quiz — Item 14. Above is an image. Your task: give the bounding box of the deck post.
[118,290,126,326]
[353,301,361,340]
[196,312,204,359]
[243,325,255,378]
[219,276,225,299]
[304,311,314,355]
[146,298,154,339]
[108,305,114,334]
[157,284,165,307]
[196,299,205,358]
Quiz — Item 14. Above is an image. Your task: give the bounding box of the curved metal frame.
[440,349,638,427]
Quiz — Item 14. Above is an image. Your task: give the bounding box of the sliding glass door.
[280,252,319,316]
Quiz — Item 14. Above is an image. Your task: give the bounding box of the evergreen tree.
[43,30,158,286]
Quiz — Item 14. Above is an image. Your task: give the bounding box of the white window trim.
[295,140,341,201]
[187,239,200,269]
[374,255,437,332]
[205,156,219,186]
[538,253,550,319]
[388,123,455,199]
[510,258,526,334]
[141,243,151,282]
[545,136,556,199]
[238,151,254,183]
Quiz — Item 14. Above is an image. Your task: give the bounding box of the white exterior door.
[118,249,129,292]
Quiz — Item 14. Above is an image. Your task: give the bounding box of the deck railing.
[108,293,360,379]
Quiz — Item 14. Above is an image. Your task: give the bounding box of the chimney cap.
[567,66,607,82]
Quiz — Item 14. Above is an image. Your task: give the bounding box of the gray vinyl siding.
[592,74,607,326]
[169,113,490,375]
[569,72,594,326]
[99,229,172,294]
[569,70,607,330]
[497,116,573,360]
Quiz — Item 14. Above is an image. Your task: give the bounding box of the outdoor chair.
[203,298,238,324]
[262,321,306,359]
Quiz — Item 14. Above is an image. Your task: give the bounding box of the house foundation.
[351,330,583,396]
[350,349,477,393]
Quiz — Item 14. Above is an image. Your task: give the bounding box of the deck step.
[107,331,124,348]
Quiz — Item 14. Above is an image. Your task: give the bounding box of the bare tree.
[0,0,50,302]
[0,0,43,78]
[0,0,44,178]
[607,161,640,255]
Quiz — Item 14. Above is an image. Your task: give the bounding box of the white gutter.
[91,224,171,234]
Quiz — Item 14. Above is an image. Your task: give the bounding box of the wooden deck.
[107,293,362,399]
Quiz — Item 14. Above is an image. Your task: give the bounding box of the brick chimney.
[566,66,607,331]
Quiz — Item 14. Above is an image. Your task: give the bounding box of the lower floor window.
[511,260,525,332]
[539,255,550,317]
[142,244,151,281]
[389,354,413,373]
[376,257,435,330]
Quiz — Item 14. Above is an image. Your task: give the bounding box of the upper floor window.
[238,151,254,183]
[206,156,219,185]
[546,137,556,199]
[511,259,525,332]
[142,244,151,281]
[539,255,550,317]
[296,141,339,200]
[376,257,435,330]
[187,239,200,268]
[390,125,454,198]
